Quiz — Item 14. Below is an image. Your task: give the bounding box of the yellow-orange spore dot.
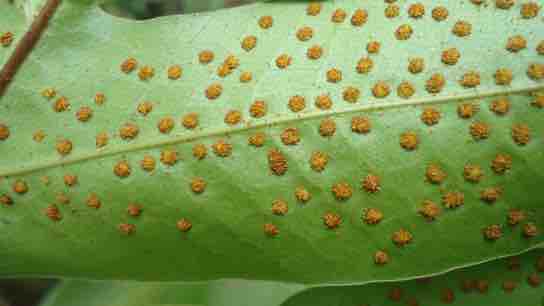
[310,151,329,172]
[351,116,371,134]
[296,26,313,41]
[397,81,416,98]
[167,65,182,79]
[315,94,332,110]
[323,212,342,229]
[426,73,445,93]
[452,20,472,37]
[12,180,28,194]
[271,199,288,215]
[420,107,441,126]
[307,2,322,15]
[138,65,154,81]
[281,127,300,145]
[182,113,199,129]
[408,58,424,74]
[483,224,502,240]
[0,32,13,47]
[374,251,390,265]
[506,35,527,53]
[432,6,449,21]
[86,193,101,209]
[351,8,368,26]
[239,71,252,83]
[527,63,544,80]
[426,164,447,184]
[118,223,135,235]
[469,122,490,141]
[190,178,207,194]
[441,289,455,304]
[355,57,373,75]
[288,95,306,112]
[395,24,413,40]
[96,132,108,148]
[362,174,381,193]
[94,93,105,106]
[63,174,78,187]
[32,130,46,142]
[442,191,464,208]
[527,272,542,287]
[536,41,544,55]
[457,102,479,119]
[192,144,208,160]
[481,187,502,203]
[442,48,460,65]
[177,218,192,232]
[372,81,390,98]
[248,100,267,119]
[385,4,400,18]
[492,153,512,174]
[258,16,273,29]
[224,110,242,126]
[460,71,481,88]
[248,132,266,147]
[241,35,257,51]
[205,83,222,100]
[127,203,142,217]
[268,148,288,175]
[44,204,62,221]
[212,140,232,157]
[295,186,311,203]
[114,160,131,178]
[53,96,70,112]
[56,139,73,156]
[521,2,540,18]
[0,124,9,141]
[76,106,93,122]
[136,101,153,116]
[400,131,419,151]
[264,223,279,237]
[464,164,483,182]
[512,123,530,145]
[198,50,214,64]
[419,200,441,221]
[160,149,178,166]
[121,57,137,73]
[326,68,342,83]
[140,155,156,172]
[217,64,232,77]
[319,118,336,137]
[496,0,514,9]
[0,194,13,206]
[494,68,513,85]
[363,208,383,224]
[119,123,139,140]
[343,86,360,103]
[331,8,347,23]
[307,44,323,60]
[531,94,544,108]
[408,3,425,18]
[332,182,353,201]
[158,117,175,134]
[276,54,292,69]
[42,88,56,99]
[523,223,538,238]
[508,209,525,225]
[490,97,510,115]
[392,229,413,247]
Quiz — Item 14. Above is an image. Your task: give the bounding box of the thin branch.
[0,0,62,98]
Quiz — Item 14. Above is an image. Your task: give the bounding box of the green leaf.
[40,249,544,306]
[1,0,543,284]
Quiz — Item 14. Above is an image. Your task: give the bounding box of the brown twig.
[0,0,62,97]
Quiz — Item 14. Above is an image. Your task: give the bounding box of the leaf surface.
[0,0,543,283]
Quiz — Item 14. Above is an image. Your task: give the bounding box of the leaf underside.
[40,249,544,306]
[0,0,543,284]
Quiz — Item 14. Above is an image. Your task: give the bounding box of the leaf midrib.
[1,84,542,178]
